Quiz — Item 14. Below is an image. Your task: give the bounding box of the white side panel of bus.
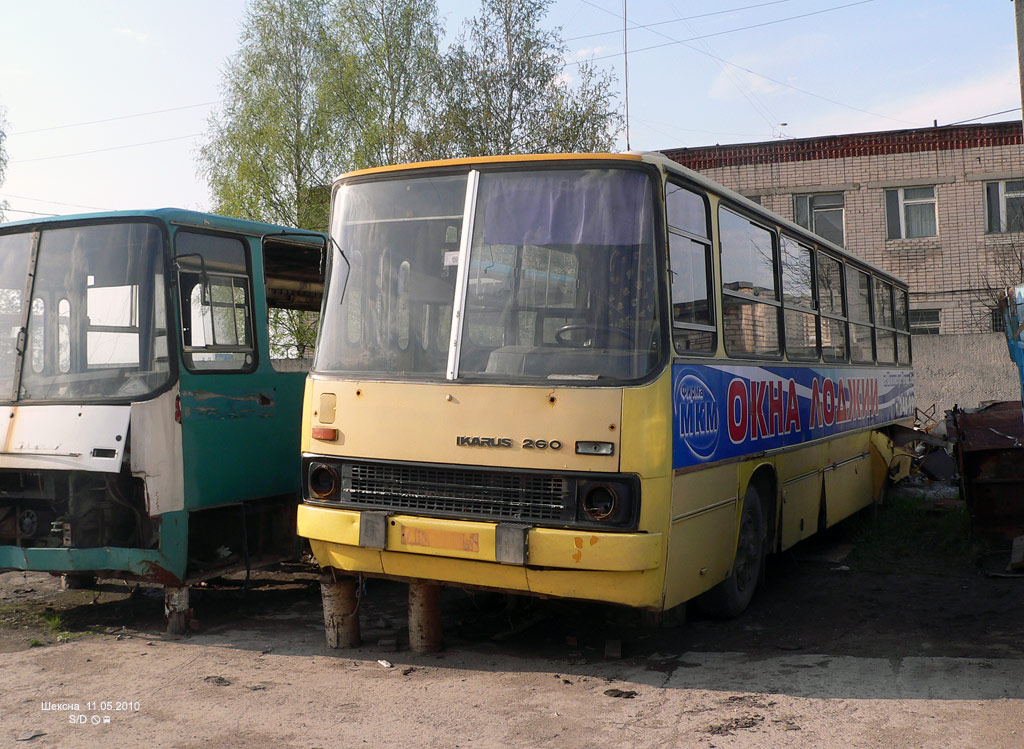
[0,404,130,472]
[129,388,184,516]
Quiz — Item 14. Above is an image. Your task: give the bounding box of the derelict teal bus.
[0,209,324,631]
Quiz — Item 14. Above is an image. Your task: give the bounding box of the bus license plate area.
[400,525,480,554]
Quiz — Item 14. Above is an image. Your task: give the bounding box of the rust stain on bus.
[139,561,183,587]
[400,526,480,553]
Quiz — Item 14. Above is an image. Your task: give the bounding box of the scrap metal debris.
[604,688,638,699]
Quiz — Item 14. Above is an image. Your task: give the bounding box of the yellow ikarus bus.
[297,153,914,647]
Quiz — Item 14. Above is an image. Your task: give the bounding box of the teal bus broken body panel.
[0,208,323,584]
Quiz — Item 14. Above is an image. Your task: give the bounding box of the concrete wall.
[912,332,1021,416]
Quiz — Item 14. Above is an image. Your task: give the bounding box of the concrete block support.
[321,571,360,648]
[408,581,442,654]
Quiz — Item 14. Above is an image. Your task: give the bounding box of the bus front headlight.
[575,477,637,527]
[309,463,340,500]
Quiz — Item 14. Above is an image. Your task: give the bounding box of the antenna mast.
[623,0,630,151]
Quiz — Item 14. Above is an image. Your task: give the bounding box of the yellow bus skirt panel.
[822,431,874,526]
[298,504,665,604]
[298,504,661,571]
[309,540,385,575]
[526,568,664,608]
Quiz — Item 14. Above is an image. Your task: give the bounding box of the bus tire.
[696,485,765,618]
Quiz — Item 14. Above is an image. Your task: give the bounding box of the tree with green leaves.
[199,0,346,232]
[331,0,442,169]
[0,105,9,222]
[199,0,622,360]
[199,0,350,360]
[427,0,621,158]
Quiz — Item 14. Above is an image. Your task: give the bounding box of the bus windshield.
[0,221,171,402]
[315,166,661,382]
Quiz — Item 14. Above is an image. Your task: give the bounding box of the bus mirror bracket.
[495,523,530,565]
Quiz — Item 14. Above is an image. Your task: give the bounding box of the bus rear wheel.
[697,485,765,618]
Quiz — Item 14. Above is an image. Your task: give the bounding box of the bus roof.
[336,152,907,290]
[0,207,325,244]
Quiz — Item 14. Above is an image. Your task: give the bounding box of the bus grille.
[340,461,574,523]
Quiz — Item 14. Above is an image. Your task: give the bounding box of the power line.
[0,192,113,211]
[575,0,920,129]
[8,102,218,136]
[945,107,1022,126]
[565,0,793,43]
[571,0,877,65]
[2,207,59,217]
[11,133,204,164]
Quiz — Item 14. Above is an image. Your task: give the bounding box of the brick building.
[662,121,1024,337]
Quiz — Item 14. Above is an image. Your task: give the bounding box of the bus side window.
[667,182,715,354]
[873,278,897,364]
[29,298,45,373]
[817,252,848,362]
[847,267,874,363]
[263,238,324,372]
[780,235,818,361]
[719,207,781,357]
[895,286,911,364]
[58,299,71,373]
[175,231,255,372]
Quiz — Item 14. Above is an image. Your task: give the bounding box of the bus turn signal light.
[312,427,338,441]
[576,441,614,456]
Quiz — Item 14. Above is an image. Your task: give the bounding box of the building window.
[985,180,1024,233]
[794,192,844,247]
[886,186,937,239]
[991,307,1006,333]
[909,308,940,335]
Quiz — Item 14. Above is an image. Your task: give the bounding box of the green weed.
[845,487,972,574]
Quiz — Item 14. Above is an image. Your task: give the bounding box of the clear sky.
[0,0,1019,221]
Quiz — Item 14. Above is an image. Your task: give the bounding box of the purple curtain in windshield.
[480,169,652,246]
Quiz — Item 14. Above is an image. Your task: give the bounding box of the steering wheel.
[554,324,634,347]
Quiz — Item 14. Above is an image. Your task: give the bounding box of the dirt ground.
[2,479,1024,748]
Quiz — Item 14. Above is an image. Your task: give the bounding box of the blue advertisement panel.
[672,363,914,470]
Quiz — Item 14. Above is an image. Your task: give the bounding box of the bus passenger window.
[895,287,911,364]
[397,260,411,351]
[719,207,780,357]
[87,284,141,368]
[780,236,818,360]
[874,279,896,364]
[58,299,71,373]
[29,298,44,373]
[817,252,847,362]
[263,238,324,371]
[668,183,714,354]
[175,231,255,372]
[847,268,873,363]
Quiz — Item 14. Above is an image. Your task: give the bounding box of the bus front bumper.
[297,504,665,607]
